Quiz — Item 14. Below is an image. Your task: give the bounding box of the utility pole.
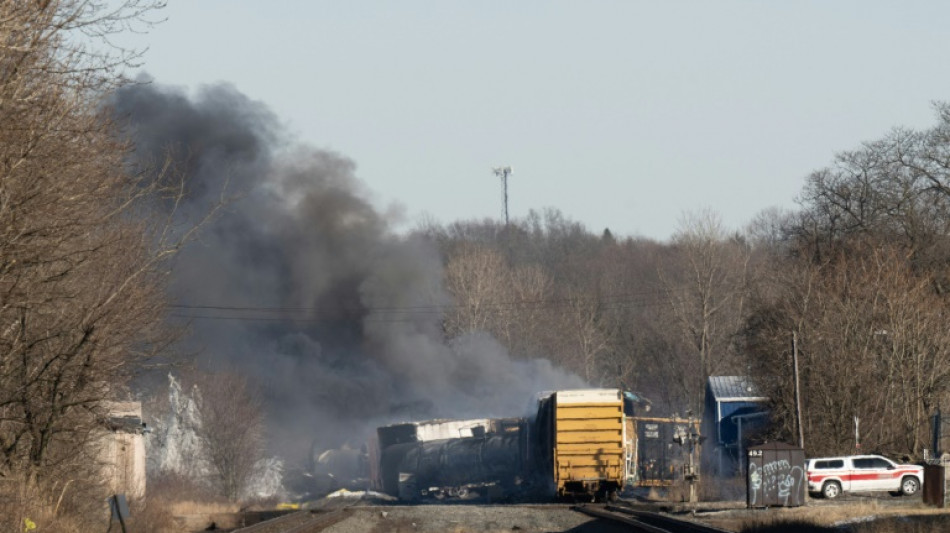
[492,166,512,226]
[792,331,804,449]
[855,416,861,451]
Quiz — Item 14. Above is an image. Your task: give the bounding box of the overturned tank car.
[381,433,525,500]
[374,418,527,500]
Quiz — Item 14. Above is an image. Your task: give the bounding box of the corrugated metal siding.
[553,395,624,493]
[708,376,765,401]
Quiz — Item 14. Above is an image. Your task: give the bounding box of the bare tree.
[443,242,555,361]
[0,3,224,531]
[791,105,950,286]
[745,240,950,456]
[438,216,690,395]
[192,370,266,502]
[559,289,612,383]
[750,105,950,456]
[656,210,751,412]
[443,243,511,337]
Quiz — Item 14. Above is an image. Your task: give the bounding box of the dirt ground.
[164,491,950,533]
[650,492,950,533]
[320,504,630,533]
[312,493,950,533]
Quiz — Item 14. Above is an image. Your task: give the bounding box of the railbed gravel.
[318,503,614,533]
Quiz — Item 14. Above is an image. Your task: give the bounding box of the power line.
[167,288,686,324]
[169,289,671,313]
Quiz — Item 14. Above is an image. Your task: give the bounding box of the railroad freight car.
[374,389,655,502]
[532,389,626,501]
[629,416,700,487]
[382,433,524,500]
[375,418,526,500]
[371,418,507,492]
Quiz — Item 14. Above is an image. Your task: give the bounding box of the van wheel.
[900,476,920,496]
[822,480,841,499]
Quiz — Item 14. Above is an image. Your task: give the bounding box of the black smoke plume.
[111,80,584,464]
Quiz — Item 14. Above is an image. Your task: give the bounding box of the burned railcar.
[382,433,525,500]
[375,417,527,500]
[375,389,629,502]
[372,389,698,502]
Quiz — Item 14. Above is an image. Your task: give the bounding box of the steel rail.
[574,504,733,533]
[284,508,350,533]
[231,510,313,533]
[606,505,733,533]
[232,507,353,533]
[573,504,672,533]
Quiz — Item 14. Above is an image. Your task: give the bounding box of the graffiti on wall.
[748,458,804,507]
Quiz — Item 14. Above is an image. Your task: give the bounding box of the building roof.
[107,415,147,434]
[555,389,622,405]
[707,376,767,402]
[748,441,803,451]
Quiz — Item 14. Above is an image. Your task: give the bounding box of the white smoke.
[145,374,285,499]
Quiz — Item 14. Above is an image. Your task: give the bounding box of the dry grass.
[122,472,244,532]
[0,475,110,533]
[849,515,950,533]
[163,499,240,516]
[698,501,950,532]
[125,472,287,532]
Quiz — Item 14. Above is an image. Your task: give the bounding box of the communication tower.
[492,166,512,226]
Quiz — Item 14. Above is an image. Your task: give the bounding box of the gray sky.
[117,1,950,241]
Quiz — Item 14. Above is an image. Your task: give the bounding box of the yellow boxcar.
[552,389,624,500]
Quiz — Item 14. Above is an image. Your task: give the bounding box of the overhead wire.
[167,287,695,324]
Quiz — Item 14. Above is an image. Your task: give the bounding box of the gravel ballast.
[320,504,610,533]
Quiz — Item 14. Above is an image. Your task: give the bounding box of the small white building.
[99,401,147,499]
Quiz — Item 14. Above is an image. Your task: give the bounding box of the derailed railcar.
[532,389,626,501]
[372,418,499,493]
[377,418,527,500]
[374,389,636,502]
[386,434,524,500]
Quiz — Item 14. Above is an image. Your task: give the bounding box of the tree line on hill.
[425,106,950,460]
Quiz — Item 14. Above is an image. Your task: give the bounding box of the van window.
[813,460,844,469]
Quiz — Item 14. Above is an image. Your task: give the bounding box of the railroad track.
[573,504,733,533]
[235,502,731,532]
[231,508,350,533]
